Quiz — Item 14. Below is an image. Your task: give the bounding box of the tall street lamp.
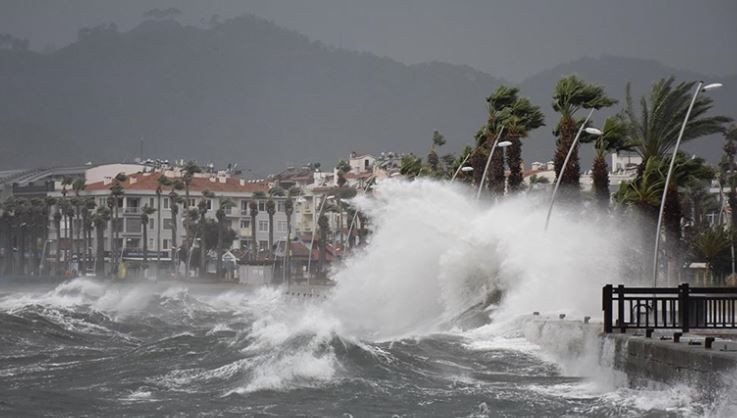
[476,126,506,200]
[652,81,723,287]
[497,141,512,195]
[544,109,599,231]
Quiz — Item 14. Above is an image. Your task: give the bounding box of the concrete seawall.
[607,332,737,401]
[521,317,737,401]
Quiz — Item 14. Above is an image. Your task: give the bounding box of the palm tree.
[485,86,517,195]
[266,187,285,258]
[216,197,235,278]
[81,197,96,273]
[42,196,57,275]
[140,204,156,276]
[399,154,423,179]
[53,207,62,275]
[109,174,126,273]
[623,77,731,172]
[182,161,201,257]
[72,177,85,269]
[284,186,300,283]
[92,206,111,276]
[317,212,330,276]
[156,174,172,267]
[168,180,184,276]
[501,97,545,193]
[582,115,629,208]
[199,190,214,276]
[427,130,446,175]
[689,226,732,284]
[552,75,616,197]
[249,191,266,259]
[723,125,737,226]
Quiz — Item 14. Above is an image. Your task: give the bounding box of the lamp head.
[461,166,474,172]
[497,141,513,148]
[702,83,723,92]
[584,127,603,136]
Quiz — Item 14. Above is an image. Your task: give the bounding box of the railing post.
[679,283,690,333]
[617,284,626,333]
[603,284,613,333]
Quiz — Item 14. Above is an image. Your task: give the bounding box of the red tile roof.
[85,172,269,194]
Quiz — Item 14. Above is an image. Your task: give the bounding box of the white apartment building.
[48,168,298,264]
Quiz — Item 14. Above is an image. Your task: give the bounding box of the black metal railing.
[603,284,737,333]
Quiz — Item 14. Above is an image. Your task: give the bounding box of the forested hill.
[0,15,734,172]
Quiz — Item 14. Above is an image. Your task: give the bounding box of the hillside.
[0,15,734,174]
[0,16,502,173]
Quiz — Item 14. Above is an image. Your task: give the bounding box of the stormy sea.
[2,180,735,417]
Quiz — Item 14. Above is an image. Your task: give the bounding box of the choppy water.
[2,180,735,416]
[0,278,718,417]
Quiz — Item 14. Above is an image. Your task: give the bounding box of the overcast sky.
[1,0,736,82]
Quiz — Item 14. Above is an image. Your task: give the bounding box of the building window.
[126,238,140,249]
[163,239,170,250]
[258,220,268,232]
[163,198,169,209]
[188,198,196,207]
[364,159,370,169]
[258,201,265,212]
[240,239,250,249]
[149,238,154,247]
[206,199,212,210]
[240,219,250,229]
[126,218,142,233]
[259,240,268,251]
[149,198,155,208]
[149,220,154,230]
[277,201,284,212]
[113,218,123,233]
[277,221,287,233]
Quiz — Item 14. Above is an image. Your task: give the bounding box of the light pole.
[476,126,506,200]
[652,82,723,287]
[307,194,334,285]
[544,109,599,231]
[497,141,513,195]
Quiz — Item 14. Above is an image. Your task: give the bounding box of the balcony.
[123,207,141,215]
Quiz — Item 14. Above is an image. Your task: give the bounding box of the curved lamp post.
[497,141,513,194]
[476,126,506,200]
[544,109,599,231]
[652,81,722,287]
[307,194,334,285]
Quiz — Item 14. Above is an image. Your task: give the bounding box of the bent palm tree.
[623,77,731,172]
[552,75,616,198]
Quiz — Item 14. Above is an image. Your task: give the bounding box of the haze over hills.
[0,14,734,174]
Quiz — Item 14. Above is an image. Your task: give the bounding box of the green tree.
[284,186,301,283]
[168,180,184,276]
[250,191,266,259]
[501,97,544,192]
[723,125,737,227]
[215,197,235,278]
[156,174,172,266]
[198,190,214,275]
[622,77,731,172]
[266,187,285,258]
[92,206,111,276]
[582,115,629,208]
[552,75,616,198]
[689,226,732,284]
[140,204,157,273]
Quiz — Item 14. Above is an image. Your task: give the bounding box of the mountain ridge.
[0,15,734,174]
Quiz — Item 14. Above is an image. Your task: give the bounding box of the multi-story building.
[46,165,302,270]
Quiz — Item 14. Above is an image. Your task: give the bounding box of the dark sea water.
[0,277,729,417]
